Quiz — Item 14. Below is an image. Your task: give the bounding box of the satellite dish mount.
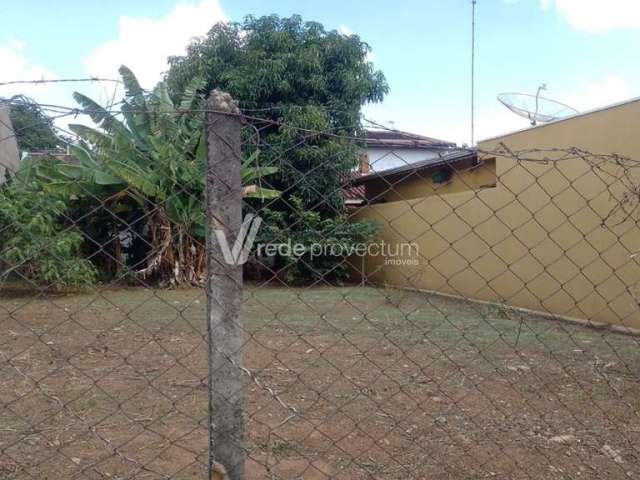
[498,85,578,126]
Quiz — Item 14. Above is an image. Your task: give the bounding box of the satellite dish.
[498,84,579,126]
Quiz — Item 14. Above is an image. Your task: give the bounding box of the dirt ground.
[1,285,639,479]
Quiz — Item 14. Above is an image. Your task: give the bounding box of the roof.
[340,169,367,204]
[343,183,366,205]
[365,129,455,149]
[480,96,640,143]
[351,148,476,185]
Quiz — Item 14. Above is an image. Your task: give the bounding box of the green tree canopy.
[166,15,387,207]
[166,14,386,281]
[4,95,62,152]
[167,15,387,128]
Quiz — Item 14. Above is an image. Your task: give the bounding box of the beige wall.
[0,106,20,183]
[353,99,640,329]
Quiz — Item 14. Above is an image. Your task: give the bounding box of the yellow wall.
[364,158,497,202]
[353,99,640,329]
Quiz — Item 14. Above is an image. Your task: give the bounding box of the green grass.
[3,284,639,364]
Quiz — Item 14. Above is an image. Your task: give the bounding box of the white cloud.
[0,40,83,139]
[84,0,227,90]
[541,0,640,32]
[338,24,354,36]
[0,40,58,98]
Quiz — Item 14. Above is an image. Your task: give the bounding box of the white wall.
[366,147,441,172]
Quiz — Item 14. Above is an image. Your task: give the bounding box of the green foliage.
[167,14,388,281]
[167,15,387,118]
[0,178,96,287]
[4,95,62,152]
[255,197,380,283]
[29,66,278,286]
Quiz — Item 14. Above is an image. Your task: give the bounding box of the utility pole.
[471,0,477,146]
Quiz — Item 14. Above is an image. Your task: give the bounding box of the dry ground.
[1,285,639,479]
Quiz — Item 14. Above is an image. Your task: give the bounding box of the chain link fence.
[1,87,640,480]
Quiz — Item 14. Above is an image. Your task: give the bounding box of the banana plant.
[29,66,278,286]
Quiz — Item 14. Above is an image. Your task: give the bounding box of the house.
[344,129,470,206]
[351,97,640,331]
[351,148,497,205]
[0,105,20,183]
[362,129,456,173]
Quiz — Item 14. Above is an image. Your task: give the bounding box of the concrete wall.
[353,99,640,329]
[0,106,20,182]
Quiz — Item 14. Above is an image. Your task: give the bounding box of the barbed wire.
[0,77,124,87]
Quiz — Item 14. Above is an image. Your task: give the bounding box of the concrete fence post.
[205,90,245,480]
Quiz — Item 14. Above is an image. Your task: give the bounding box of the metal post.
[470,0,477,146]
[205,90,245,480]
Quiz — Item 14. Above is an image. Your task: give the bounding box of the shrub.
[253,197,379,283]
[0,178,96,288]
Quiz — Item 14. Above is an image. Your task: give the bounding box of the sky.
[1,0,640,145]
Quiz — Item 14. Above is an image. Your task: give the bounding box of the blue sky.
[2,0,640,144]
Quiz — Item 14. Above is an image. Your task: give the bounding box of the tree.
[4,95,62,152]
[167,15,387,128]
[31,66,278,287]
[166,14,387,281]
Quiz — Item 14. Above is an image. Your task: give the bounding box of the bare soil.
[1,285,639,479]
